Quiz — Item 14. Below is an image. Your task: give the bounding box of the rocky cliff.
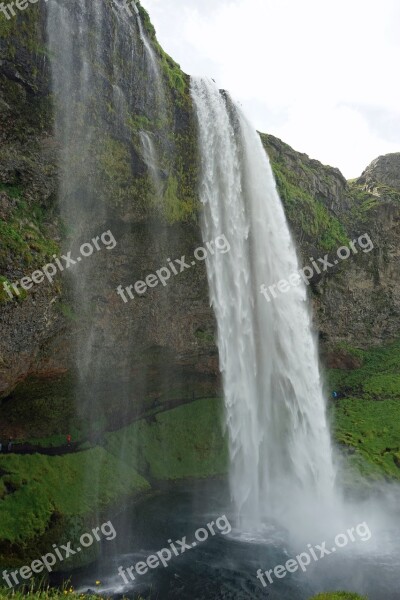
[0,1,214,413]
[357,152,400,191]
[262,134,400,357]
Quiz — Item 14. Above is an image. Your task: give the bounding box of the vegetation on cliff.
[0,449,148,566]
[328,340,400,480]
[0,3,58,306]
[0,183,58,275]
[261,133,349,251]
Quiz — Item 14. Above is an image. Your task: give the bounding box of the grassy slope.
[105,397,227,480]
[0,585,365,600]
[0,450,149,544]
[1,347,399,554]
[327,339,400,479]
[0,398,227,564]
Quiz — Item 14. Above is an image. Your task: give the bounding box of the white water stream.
[191,77,337,532]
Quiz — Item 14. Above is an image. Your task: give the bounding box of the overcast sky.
[140,0,400,178]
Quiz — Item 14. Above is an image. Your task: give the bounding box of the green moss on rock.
[105,397,228,480]
[262,140,348,251]
[0,450,149,541]
[0,397,226,566]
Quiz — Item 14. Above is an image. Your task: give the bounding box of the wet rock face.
[357,153,400,191]
[0,1,213,402]
[324,348,363,370]
[0,2,399,404]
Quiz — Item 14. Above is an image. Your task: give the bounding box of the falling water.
[136,11,171,186]
[137,17,167,111]
[191,77,336,532]
[139,131,164,197]
[46,0,172,521]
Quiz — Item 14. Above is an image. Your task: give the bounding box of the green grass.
[327,339,400,397]
[56,302,78,321]
[0,276,28,303]
[194,328,215,344]
[162,173,197,223]
[105,397,228,480]
[0,13,12,36]
[0,588,147,600]
[347,182,380,219]
[332,398,400,479]
[309,593,367,600]
[328,339,400,479]
[0,183,58,271]
[0,397,226,565]
[0,450,149,545]
[0,588,100,600]
[349,179,400,204]
[0,183,23,199]
[268,148,348,251]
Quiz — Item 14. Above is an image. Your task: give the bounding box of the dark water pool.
[59,480,400,600]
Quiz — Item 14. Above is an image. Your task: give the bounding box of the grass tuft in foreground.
[0,581,103,600]
[309,593,367,600]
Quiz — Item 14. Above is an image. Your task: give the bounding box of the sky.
[140,0,400,178]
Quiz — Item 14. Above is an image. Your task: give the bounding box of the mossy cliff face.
[0,1,216,405]
[262,134,400,350]
[0,4,66,396]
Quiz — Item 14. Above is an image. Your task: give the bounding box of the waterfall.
[137,17,167,111]
[46,0,171,520]
[139,131,164,198]
[191,77,336,533]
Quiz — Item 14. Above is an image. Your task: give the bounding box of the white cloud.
[141,0,400,177]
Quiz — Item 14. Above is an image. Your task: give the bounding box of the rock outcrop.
[357,153,400,191]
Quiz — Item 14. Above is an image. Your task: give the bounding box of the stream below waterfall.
[53,480,400,600]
